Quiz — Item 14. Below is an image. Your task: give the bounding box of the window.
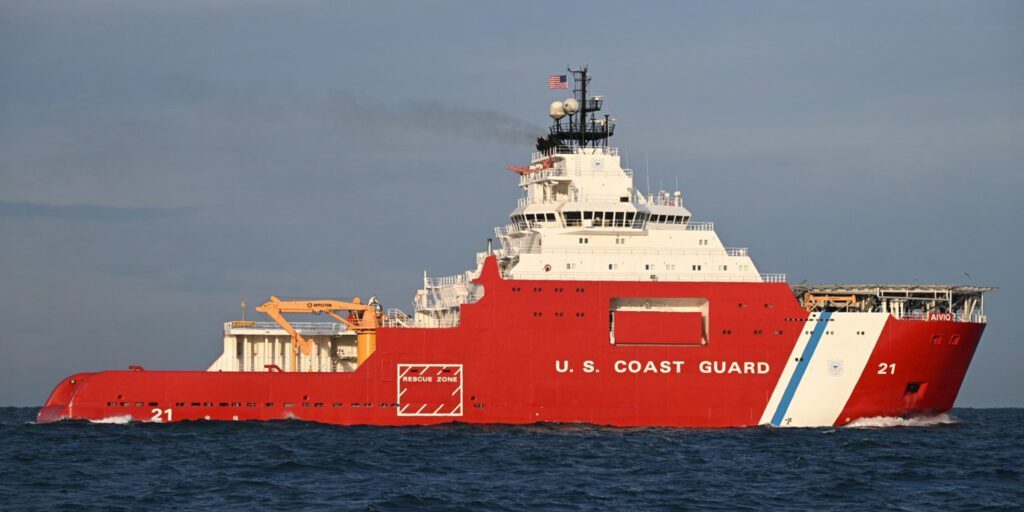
[608,263,619,270]
[566,263,576,270]
[692,265,702,271]
[665,264,677,271]
[644,264,651,271]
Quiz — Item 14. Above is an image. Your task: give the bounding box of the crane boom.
[255,296,381,372]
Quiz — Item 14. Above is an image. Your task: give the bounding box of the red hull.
[38,258,984,427]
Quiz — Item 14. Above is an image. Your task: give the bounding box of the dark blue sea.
[1,408,1021,511]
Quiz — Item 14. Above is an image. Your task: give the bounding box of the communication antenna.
[645,153,651,198]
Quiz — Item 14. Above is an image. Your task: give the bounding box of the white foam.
[844,413,958,428]
[88,415,134,425]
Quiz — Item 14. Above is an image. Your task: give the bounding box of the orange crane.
[255,296,381,372]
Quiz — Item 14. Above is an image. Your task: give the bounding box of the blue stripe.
[770,311,832,426]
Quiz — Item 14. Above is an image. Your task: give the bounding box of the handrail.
[892,311,987,323]
[685,222,715,231]
[512,246,747,257]
[531,146,620,162]
[509,271,780,283]
[224,321,348,334]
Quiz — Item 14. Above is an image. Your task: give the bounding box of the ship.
[38,67,993,427]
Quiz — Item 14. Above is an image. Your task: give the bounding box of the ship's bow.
[37,373,95,423]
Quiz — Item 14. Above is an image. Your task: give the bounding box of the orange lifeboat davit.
[506,156,554,175]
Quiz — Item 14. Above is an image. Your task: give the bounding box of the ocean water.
[0,408,1020,511]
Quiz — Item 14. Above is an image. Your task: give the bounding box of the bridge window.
[564,211,582,226]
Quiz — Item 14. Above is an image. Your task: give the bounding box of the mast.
[577,66,587,147]
[539,66,614,154]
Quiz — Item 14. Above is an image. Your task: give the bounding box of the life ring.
[544,264,552,272]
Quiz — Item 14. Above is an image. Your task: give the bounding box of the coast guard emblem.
[828,360,844,377]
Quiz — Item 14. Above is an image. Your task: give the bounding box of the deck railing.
[224,321,347,335]
[509,271,785,283]
[893,311,987,323]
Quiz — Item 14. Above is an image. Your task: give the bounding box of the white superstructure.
[410,66,785,329]
[409,145,783,328]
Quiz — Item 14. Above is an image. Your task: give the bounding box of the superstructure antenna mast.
[574,66,588,147]
[646,153,651,198]
[540,66,613,153]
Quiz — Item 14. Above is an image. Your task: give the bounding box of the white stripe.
[761,313,887,427]
[760,313,818,424]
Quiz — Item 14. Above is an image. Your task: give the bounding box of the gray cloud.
[0,201,194,222]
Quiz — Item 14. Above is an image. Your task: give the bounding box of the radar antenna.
[536,66,616,154]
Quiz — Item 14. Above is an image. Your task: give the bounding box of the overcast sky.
[1,1,1021,407]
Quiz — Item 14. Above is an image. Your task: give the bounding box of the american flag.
[547,74,568,89]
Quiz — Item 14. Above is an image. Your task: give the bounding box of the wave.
[88,415,134,425]
[845,413,958,428]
